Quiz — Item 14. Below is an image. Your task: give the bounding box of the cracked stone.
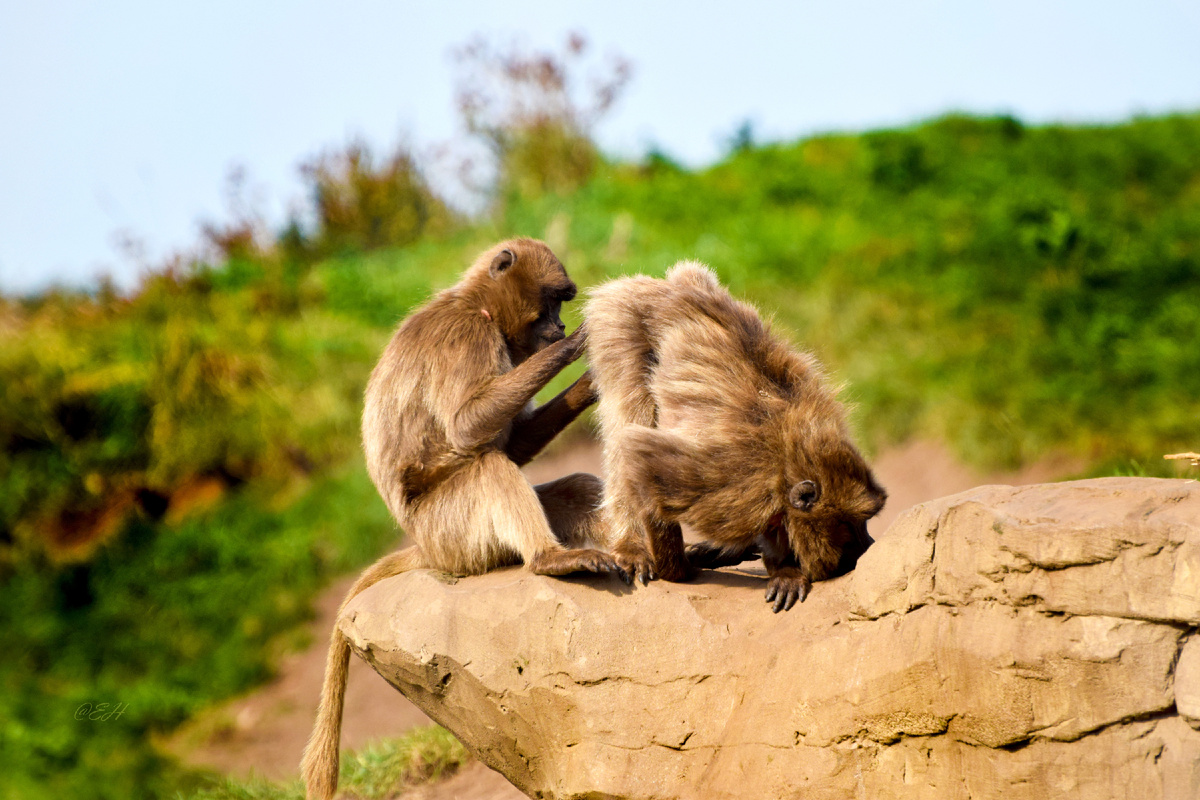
[343,478,1200,799]
[1175,636,1200,728]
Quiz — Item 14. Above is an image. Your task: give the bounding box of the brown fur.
[586,261,886,611]
[302,238,619,800]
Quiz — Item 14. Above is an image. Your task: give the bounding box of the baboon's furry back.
[586,261,883,594]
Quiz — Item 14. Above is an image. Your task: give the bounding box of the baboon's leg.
[585,287,660,583]
[585,289,660,440]
[591,364,658,583]
[644,516,694,583]
[602,441,656,584]
[535,472,605,549]
[471,454,623,579]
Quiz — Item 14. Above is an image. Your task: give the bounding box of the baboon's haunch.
[302,238,620,800]
[587,261,886,612]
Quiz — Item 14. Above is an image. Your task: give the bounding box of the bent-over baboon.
[586,261,886,612]
[302,238,623,800]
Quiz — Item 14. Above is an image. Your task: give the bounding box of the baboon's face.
[781,448,886,581]
[528,284,574,349]
[489,240,577,360]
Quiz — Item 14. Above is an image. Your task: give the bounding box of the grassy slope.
[1,113,1198,799]
[523,113,1200,467]
[184,725,468,800]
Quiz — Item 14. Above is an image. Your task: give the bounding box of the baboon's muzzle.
[832,525,875,577]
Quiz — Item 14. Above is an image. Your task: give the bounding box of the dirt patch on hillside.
[175,439,1078,798]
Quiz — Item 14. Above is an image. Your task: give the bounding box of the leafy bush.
[454,33,631,200]
[0,267,383,565]
[0,465,396,800]
[299,141,455,257]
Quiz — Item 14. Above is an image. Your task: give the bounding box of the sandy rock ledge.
[342,478,1200,800]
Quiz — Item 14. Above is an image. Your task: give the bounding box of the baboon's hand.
[765,571,811,613]
[529,548,627,582]
[566,369,598,407]
[611,548,655,586]
[686,541,761,570]
[563,321,588,360]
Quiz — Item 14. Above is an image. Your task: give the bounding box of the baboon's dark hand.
[733,544,762,564]
[568,369,598,407]
[686,542,761,570]
[564,321,588,358]
[765,573,810,613]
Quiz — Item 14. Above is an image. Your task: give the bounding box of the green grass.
[181,726,470,800]
[0,465,396,800]
[516,113,1200,468]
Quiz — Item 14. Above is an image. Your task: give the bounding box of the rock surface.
[342,478,1200,800]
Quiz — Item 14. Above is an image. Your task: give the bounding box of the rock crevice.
[343,478,1200,799]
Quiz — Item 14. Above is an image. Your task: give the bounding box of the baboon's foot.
[764,569,811,613]
[611,542,655,586]
[528,548,628,583]
[686,541,761,570]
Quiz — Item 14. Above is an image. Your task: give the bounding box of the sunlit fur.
[586,261,885,601]
[303,238,609,800]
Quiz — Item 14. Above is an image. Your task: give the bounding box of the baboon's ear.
[789,480,821,512]
[489,248,516,278]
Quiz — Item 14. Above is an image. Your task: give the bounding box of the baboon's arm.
[448,327,586,452]
[505,371,597,466]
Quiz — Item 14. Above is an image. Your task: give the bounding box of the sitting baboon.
[586,261,886,612]
[302,238,623,800]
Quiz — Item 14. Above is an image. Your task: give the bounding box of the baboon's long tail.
[301,546,425,800]
[301,629,350,800]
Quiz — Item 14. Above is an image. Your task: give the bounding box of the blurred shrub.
[299,141,455,257]
[454,32,631,200]
[0,465,396,800]
[866,129,935,192]
[0,263,385,565]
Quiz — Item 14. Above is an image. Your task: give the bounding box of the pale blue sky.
[1,1,1197,293]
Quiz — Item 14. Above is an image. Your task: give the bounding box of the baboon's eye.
[789,480,821,511]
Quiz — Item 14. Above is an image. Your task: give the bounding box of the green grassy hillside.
[1,112,1198,798]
